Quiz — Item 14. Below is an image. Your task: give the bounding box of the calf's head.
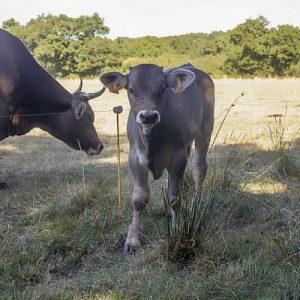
[100,64,195,135]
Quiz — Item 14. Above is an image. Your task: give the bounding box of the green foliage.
[2,14,300,78]
[289,62,300,77]
[225,17,300,76]
[2,14,109,77]
[75,38,123,76]
[225,16,271,76]
[270,25,300,75]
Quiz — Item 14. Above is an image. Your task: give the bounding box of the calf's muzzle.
[136,110,160,125]
[136,110,161,135]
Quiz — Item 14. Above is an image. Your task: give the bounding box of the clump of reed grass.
[163,174,232,265]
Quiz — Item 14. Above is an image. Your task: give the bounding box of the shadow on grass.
[0,135,299,299]
[0,134,129,188]
[211,137,300,180]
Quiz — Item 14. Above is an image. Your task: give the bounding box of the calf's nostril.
[141,112,159,124]
[140,114,147,122]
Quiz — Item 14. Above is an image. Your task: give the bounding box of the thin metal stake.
[113,106,123,212]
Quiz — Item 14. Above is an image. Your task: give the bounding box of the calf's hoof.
[0,181,8,190]
[124,237,141,254]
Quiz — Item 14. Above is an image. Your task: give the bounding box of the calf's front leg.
[124,146,150,254]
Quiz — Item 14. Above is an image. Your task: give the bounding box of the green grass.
[0,132,300,299]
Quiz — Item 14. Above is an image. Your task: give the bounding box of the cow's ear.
[166,69,195,93]
[73,102,87,120]
[100,72,128,94]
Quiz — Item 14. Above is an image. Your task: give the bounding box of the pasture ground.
[0,79,299,299]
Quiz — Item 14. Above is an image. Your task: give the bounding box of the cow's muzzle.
[85,143,104,156]
[136,110,160,135]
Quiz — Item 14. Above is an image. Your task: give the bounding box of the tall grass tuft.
[163,176,232,265]
[163,140,248,265]
[267,111,300,179]
[162,94,247,265]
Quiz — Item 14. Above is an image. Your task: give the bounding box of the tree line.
[2,14,300,78]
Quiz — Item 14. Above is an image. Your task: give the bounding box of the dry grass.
[62,78,300,139]
[0,78,299,299]
[24,78,300,163]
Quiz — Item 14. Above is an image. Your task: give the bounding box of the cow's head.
[39,80,106,155]
[100,64,195,135]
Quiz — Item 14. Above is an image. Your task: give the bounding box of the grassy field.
[0,78,299,299]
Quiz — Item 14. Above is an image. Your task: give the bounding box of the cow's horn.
[80,87,106,101]
[74,78,83,93]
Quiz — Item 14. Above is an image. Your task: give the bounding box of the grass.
[267,111,300,179]
[163,148,240,265]
[163,185,220,264]
[0,79,299,299]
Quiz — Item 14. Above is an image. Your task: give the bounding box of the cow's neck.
[6,67,73,137]
[6,106,42,137]
[6,105,69,138]
[21,63,73,112]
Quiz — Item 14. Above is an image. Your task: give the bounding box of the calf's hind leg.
[167,148,188,228]
[193,124,213,189]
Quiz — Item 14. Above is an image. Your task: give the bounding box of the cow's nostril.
[100,144,104,151]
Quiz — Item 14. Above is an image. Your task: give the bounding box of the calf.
[100,64,214,253]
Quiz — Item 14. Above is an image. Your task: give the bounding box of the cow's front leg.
[125,146,150,254]
[167,148,188,228]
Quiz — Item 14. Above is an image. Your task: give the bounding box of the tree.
[225,16,271,76]
[2,14,300,78]
[75,38,123,76]
[2,14,109,76]
[269,25,300,75]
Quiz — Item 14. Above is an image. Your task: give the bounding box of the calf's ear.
[100,72,127,94]
[166,69,195,93]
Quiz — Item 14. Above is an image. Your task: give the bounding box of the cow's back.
[0,30,23,98]
[0,30,20,139]
[0,29,70,109]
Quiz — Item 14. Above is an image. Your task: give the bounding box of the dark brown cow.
[0,29,105,188]
[100,63,215,253]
